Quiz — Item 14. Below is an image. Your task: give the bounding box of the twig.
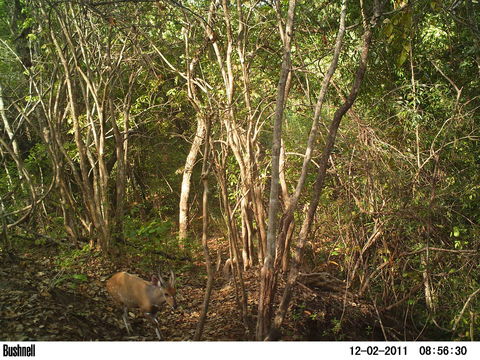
[381,283,423,311]
[452,287,480,331]
[295,280,318,296]
[372,297,388,340]
[405,247,477,256]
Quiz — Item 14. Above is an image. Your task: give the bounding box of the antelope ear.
[151,275,160,286]
[169,270,176,286]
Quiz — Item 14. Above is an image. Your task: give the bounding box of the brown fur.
[106,272,176,312]
[106,271,177,339]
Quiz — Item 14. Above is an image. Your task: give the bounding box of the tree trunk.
[268,1,381,337]
[194,118,213,340]
[256,0,297,341]
[275,0,348,269]
[178,115,206,242]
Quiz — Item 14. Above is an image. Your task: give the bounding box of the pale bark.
[178,2,214,242]
[178,117,206,241]
[204,0,267,269]
[0,84,22,170]
[256,0,297,340]
[215,150,249,331]
[275,0,348,268]
[268,1,381,338]
[46,4,138,249]
[194,118,213,340]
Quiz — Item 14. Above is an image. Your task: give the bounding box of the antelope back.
[106,271,177,312]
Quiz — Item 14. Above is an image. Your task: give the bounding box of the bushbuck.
[106,270,177,340]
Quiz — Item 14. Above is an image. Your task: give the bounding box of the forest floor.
[1,239,408,341]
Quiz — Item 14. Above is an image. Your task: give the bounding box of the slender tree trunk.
[0,84,23,184]
[178,115,206,242]
[214,145,250,333]
[268,1,381,337]
[275,0,348,268]
[112,74,134,243]
[256,0,297,341]
[49,14,101,244]
[179,15,210,243]
[194,118,213,340]
[111,107,126,241]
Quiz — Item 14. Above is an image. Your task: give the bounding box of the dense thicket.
[1,0,479,340]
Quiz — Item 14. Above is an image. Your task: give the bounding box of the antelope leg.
[122,307,132,334]
[146,313,162,340]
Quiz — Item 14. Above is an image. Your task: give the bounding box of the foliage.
[1,0,479,340]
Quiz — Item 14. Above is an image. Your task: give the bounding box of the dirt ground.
[0,241,400,341]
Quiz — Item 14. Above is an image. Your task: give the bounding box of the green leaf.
[72,274,88,282]
[397,50,408,67]
[453,226,460,237]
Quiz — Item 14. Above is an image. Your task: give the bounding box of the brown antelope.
[106,270,177,340]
